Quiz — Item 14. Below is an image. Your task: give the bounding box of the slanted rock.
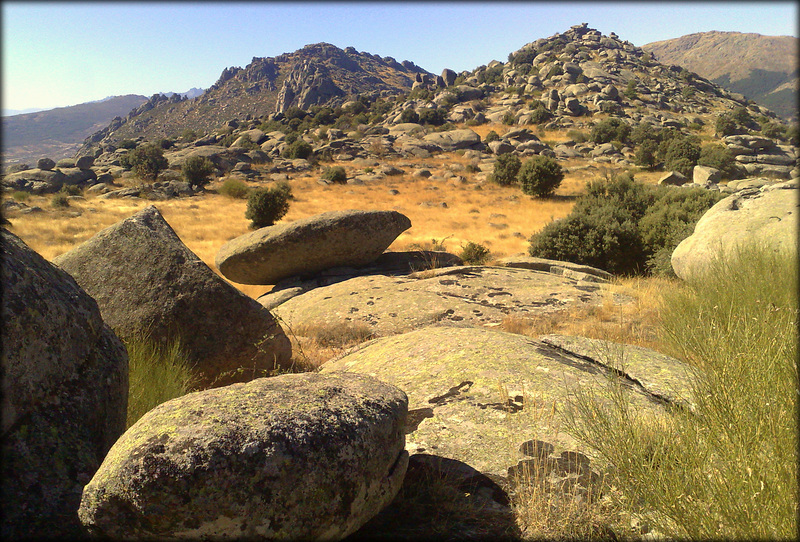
[321,327,692,477]
[2,229,128,539]
[498,255,612,283]
[272,265,611,337]
[692,165,721,185]
[422,129,482,152]
[216,210,412,285]
[672,182,799,280]
[658,170,688,186]
[53,205,290,387]
[79,372,408,540]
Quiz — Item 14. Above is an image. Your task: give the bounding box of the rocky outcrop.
[215,210,412,285]
[1,229,128,539]
[723,134,798,179]
[272,265,611,337]
[671,181,798,280]
[53,205,291,387]
[421,129,483,152]
[321,327,693,477]
[79,372,408,540]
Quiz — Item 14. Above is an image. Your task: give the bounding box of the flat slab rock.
[79,372,408,540]
[321,327,694,478]
[272,265,613,337]
[215,210,412,285]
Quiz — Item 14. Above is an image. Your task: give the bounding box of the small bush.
[634,139,659,169]
[491,153,521,186]
[518,156,563,197]
[715,113,739,137]
[182,155,214,189]
[321,165,347,184]
[282,139,313,159]
[180,129,198,142]
[60,184,82,196]
[459,241,491,265]
[590,118,630,144]
[218,178,250,199]
[663,135,701,177]
[761,122,787,140]
[118,139,137,150]
[11,191,29,202]
[127,143,169,181]
[484,130,500,143]
[400,108,419,124]
[245,185,291,229]
[418,108,447,126]
[502,111,516,125]
[51,192,70,208]
[698,144,738,179]
[566,129,589,143]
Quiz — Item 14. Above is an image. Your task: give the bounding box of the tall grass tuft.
[564,243,798,539]
[125,335,198,428]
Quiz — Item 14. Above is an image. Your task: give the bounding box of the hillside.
[643,31,798,120]
[77,43,429,148]
[1,94,148,166]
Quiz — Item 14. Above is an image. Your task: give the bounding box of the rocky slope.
[77,43,428,149]
[643,31,798,120]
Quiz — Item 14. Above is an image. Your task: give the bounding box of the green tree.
[245,184,291,229]
[490,153,521,186]
[517,156,564,197]
[182,155,214,189]
[127,143,168,181]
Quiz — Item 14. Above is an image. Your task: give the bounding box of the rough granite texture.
[1,229,128,539]
[215,209,412,285]
[321,327,693,477]
[53,205,291,387]
[79,372,408,540]
[672,183,798,280]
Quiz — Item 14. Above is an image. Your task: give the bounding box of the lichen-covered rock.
[1,229,128,539]
[671,182,799,280]
[53,205,290,387]
[79,372,408,540]
[215,209,412,285]
[321,327,693,477]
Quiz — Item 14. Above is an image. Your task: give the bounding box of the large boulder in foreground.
[271,265,611,337]
[53,205,291,388]
[671,181,798,280]
[79,372,408,540]
[1,229,128,539]
[215,210,412,285]
[321,327,693,478]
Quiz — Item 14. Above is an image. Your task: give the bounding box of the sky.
[2,1,798,114]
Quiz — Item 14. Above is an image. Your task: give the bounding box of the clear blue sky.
[2,1,797,113]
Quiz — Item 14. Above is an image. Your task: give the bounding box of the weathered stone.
[498,255,612,282]
[273,266,610,336]
[53,205,290,387]
[1,229,128,539]
[658,170,688,186]
[216,210,411,285]
[441,68,457,87]
[672,183,799,280]
[693,165,721,185]
[37,157,55,170]
[60,167,97,186]
[422,129,482,152]
[79,372,408,540]
[56,158,76,168]
[489,140,515,155]
[76,155,95,169]
[321,327,692,477]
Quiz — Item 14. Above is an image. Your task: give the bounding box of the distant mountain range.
[643,31,798,120]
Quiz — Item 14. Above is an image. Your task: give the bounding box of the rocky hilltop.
[643,31,798,120]
[77,43,428,149]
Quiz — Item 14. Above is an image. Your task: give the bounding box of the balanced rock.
[1,229,128,539]
[53,205,290,387]
[75,155,95,169]
[216,209,412,285]
[671,182,799,280]
[79,372,408,540]
[37,157,55,170]
[321,327,692,477]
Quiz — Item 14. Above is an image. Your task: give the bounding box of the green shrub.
[180,129,199,142]
[663,135,701,176]
[400,108,419,124]
[124,335,197,428]
[634,139,659,169]
[629,123,657,146]
[502,111,516,125]
[761,122,787,140]
[490,153,521,186]
[51,192,70,208]
[126,143,169,181]
[118,139,137,150]
[485,130,500,143]
[624,79,638,99]
[698,144,738,179]
[218,133,238,147]
[418,108,447,126]
[517,155,563,197]
[529,107,552,124]
[245,184,291,229]
[218,178,250,199]
[157,138,173,150]
[459,241,491,265]
[281,139,313,160]
[11,190,29,202]
[60,184,81,196]
[566,129,589,143]
[321,165,347,184]
[182,155,214,189]
[566,244,798,539]
[590,118,631,144]
[715,113,739,137]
